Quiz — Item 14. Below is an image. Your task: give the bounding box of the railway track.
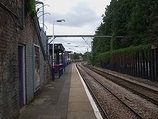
[85,64,158,106]
[76,63,145,119]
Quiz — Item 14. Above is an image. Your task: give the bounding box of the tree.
[92,0,158,65]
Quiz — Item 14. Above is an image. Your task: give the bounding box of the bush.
[25,0,35,15]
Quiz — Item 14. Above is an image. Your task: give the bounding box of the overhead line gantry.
[47,35,124,39]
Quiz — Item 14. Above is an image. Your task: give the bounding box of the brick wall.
[0,0,51,118]
[0,3,20,117]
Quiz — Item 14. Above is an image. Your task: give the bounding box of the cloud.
[40,0,111,53]
[65,2,100,27]
[54,37,92,53]
[47,37,89,53]
[44,2,100,28]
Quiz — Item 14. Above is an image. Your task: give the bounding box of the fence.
[101,48,158,82]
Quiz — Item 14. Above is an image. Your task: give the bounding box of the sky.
[36,0,111,54]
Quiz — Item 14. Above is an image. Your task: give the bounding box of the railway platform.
[18,63,101,119]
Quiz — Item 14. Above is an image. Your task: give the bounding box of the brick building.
[0,0,51,119]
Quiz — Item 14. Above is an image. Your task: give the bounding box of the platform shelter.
[49,43,65,79]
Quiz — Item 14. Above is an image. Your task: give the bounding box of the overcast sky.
[37,0,111,54]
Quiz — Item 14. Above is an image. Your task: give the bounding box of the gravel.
[78,65,158,119]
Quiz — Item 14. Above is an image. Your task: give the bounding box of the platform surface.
[67,64,97,119]
[18,63,98,119]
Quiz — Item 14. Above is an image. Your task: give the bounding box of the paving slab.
[18,64,72,119]
[18,63,98,119]
[67,64,97,119]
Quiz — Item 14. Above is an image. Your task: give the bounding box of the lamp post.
[52,19,65,80]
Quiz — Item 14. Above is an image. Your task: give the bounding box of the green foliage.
[73,52,79,60]
[25,0,36,15]
[112,44,150,55]
[91,0,158,66]
[83,52,91,61]
[95,44,150,65]
[98,51,111,63]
